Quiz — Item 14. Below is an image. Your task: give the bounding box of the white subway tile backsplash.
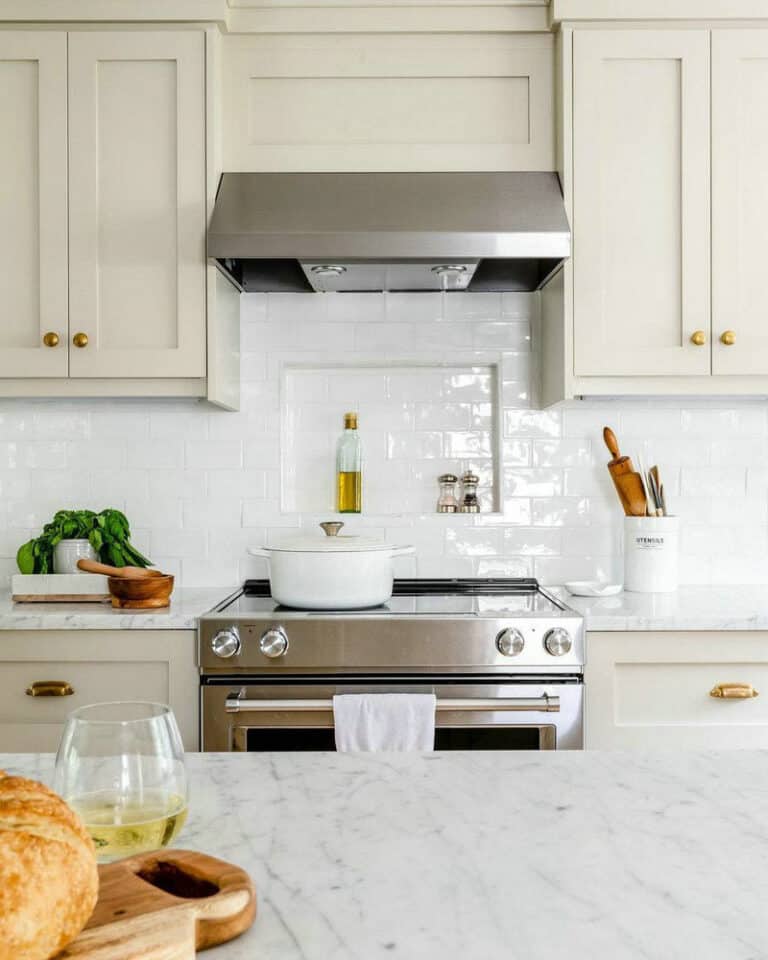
[504,469,562,498]
[388,431,444,460]
[1,291,767,588]
[680,467,746,498]
[504,409,560,438]
[385,292,443,324]
[531,497,590,527]
[442,292,501,322]
[185,441,243,470]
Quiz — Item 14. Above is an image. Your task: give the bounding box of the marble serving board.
[11,573,111,603]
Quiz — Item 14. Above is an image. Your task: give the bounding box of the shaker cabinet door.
[572,30,711,377]
[67,31,206,379]
[712,31,768,376]
[0,32,68,378]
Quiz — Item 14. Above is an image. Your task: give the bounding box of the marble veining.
[0,587,229,630]
[3,751,768,959]
[560,584,768,632]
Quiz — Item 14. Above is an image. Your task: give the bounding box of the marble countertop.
[3,583,768,632]
[0,587,231,630]
[560,584,768,632]
[4,750,768,960]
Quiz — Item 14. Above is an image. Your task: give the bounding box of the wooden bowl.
[108,574,174,609]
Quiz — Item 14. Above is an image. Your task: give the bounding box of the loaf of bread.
[0,770,99,960]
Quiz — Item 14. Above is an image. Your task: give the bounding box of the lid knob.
[320,521,344,537]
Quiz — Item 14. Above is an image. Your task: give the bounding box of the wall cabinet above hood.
[207,172,571,293]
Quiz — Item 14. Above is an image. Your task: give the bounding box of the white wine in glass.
[54,701,188,863]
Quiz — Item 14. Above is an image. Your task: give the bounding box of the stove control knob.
[544,627,572,657]
[211,627,241,659]
[260,626,289,659]
[496,628,525,658]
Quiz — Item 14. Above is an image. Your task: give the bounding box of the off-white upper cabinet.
[564,26,768,394]
[0,32,68,379]
[572,30,711,379]
[0,29,212,390]
[68,32,206,379]
[712,30,768,376]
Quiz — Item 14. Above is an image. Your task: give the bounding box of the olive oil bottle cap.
[344,412,358,429]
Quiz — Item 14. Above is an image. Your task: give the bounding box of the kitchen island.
[3,751,767,959]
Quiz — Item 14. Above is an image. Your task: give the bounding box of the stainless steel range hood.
[208,172,570,293]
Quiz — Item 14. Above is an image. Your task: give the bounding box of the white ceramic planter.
[623,516,679,593]
[53,539,98,574]
[249,526,414,609]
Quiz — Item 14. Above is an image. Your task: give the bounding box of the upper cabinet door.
[712,31,768,376]
[0,32,68,378]
[68,32,206,379]
[572,30,711,377]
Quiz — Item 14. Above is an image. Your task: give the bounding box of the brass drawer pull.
[26,680,75,697]
[72,332,89,348]
[690,330,706,346]
[42,331,60,347]
[709,682,758,700]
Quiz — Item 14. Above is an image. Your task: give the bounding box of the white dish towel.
[333,693,436,752]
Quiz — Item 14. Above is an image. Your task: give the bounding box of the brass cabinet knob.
[72,332,89,348]
[709,682,758,700]
[42,331,59,348]
[720,330,736,346]
[690,330,706,346]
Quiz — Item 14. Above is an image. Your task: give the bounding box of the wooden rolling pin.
[603,427,647,517]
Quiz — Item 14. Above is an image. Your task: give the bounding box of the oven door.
[202,677,583,751]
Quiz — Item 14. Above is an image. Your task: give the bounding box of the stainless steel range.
[199,578,584,752]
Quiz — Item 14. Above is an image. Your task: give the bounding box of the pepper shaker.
[459,471,480,513]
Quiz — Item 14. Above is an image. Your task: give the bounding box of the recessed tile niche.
[281,363,501,515]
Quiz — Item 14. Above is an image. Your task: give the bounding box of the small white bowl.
[564,581,623,598]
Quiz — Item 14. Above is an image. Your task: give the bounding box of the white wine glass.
[54,701,188,863]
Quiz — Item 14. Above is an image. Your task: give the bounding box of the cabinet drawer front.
[586,631,768,749]
[616,662,767,725]
[0,660,169,752]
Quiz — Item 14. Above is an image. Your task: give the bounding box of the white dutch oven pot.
[248,522,415,610]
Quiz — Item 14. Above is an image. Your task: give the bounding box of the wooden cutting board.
[59,850,256,959]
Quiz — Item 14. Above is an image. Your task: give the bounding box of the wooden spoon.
[77,559,164,579]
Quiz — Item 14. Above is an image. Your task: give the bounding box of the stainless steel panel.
[199,614,584,673]
[207,172,570,262]
[202,680,583,751]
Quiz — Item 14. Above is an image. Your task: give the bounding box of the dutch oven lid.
[264,521,401,554]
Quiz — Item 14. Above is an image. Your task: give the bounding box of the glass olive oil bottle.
[336,412,362,513]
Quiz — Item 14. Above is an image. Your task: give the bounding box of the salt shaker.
[436,474,459,513]
[459,472,480,513]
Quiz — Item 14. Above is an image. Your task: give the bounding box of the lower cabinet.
[0,630,199,752]
[586,631,768,749]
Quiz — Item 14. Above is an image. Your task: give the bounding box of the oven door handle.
[224,694,560,714]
